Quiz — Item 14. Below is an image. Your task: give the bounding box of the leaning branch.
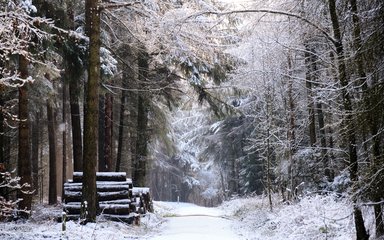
[99,0,142,10]
[190,9,337,46]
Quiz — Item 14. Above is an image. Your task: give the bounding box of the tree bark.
[17,55,32,218]
[47,100,58,205]
[116,85,127,172]
[104,93,113,171]
[65,10,83,172]
[134,94,149,187]
[286,53,296,200]
[62,78,68,198]
[327,1,369,239]
[69,73,83,172]
[31,112,40,194]
[350,0,384,235]
[133,49,150,187]
[98,93,113,172]
[304,45,316,147]
[98,95,105,171]
[82,0,101,222]
[0,98,4,166]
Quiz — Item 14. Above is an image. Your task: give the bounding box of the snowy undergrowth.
[222,194,356,240]
[0,204,163,240]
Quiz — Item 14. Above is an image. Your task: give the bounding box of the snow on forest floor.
[146,201,239,240]
[223,194,358,240]
[0,194,365,239]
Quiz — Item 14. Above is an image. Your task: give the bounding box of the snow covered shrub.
[0,170,32,221]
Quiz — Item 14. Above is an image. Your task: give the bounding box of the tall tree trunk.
[47,100,57,205]
[99,93,113,172]
[133,49,150,187]
[0,98,4,166]
[327,1,369,239]
[371,120,384,236]
[0,97,5,199]
[116,85,128,172]
[304,45,316,147]
[31,113,40,194]
[98,95,105,171]
[316,102,329,178]
[129,81,139,178]
[349,0,367,90]
[116,48,136,175]
[305,43,330,179]
[367,83,384,236]
[104,93,113,171]
[134,94,149,187]
[17,55,32,218]
[62,82,68,198]
[69,73,83,172]
[82,0,101,222]
[65,3,83,173]
[286,53,296,200]
[350,0,384,236]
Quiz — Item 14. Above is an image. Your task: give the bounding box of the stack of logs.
[63,172,152,223]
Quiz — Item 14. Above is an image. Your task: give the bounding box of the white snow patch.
[0,196,360,240]
[222,194,356,240]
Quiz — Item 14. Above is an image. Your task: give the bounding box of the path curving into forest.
[147,202,241,240]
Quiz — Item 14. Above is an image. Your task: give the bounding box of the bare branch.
[190,9,337,46]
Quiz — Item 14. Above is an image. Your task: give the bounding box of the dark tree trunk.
[328,1,369,239]
[17,55,32,218]
[69,74,83,172]
[349,0,367,90]
[286,53,296,200]
[368,85,384,236]
[133,49,150,187]
[134,94,149,187]
[129,83,139,178]
[115,52,135,174]
[65,5,83,172]
[82,0,101,222]
[305,43,330,179]
[304,44,316,147]
[98,95,105,171]
[316,102,329,178]
[0,98,4,165]
[116,86,127,172]
[351,0,384,236]
[47,100,58,205]
[31,113,40,194]
[62,79,68,198]
[99,93,113,172]
[104,93,113,171]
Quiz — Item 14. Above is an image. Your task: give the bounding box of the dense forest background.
[0,0,383,239]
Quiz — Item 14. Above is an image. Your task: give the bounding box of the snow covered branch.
[189,9,337,46]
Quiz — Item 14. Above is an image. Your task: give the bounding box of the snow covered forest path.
[148,202,241,240]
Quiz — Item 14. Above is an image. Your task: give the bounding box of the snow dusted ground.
[223,194,357,240]
[0,204,162,240]
[147,202,240,240]
[0,194,363,239]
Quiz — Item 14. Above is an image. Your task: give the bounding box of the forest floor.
[0,194,366,239]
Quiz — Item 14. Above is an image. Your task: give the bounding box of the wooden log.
[132,187,150,195]
[64,190,130,203]
[99,199,131,205]
[72,172,129,182]
[64,203,131,215]
[64,180,132,187]
[64,183,131,192]
[61,172,151,225]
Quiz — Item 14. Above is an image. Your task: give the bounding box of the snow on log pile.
[62,172,153,223]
